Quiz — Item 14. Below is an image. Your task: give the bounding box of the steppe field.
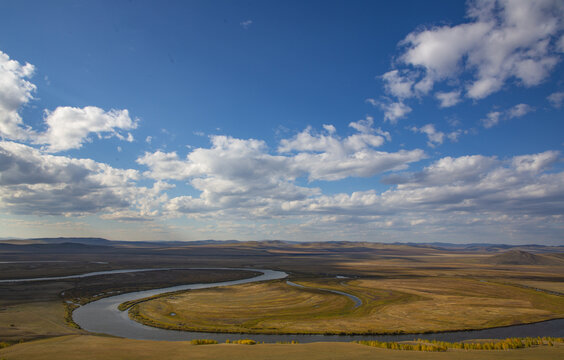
[0,238,563,360]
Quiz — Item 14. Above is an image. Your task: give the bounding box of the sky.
[0,0,563,244]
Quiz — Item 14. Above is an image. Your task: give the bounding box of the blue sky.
[0,0,563,244]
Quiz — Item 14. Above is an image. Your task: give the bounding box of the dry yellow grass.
[132,276,564,334]
[1,335,563,360]
[0,301,83,341]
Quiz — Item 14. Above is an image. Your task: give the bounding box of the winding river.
[286,280,363,308]
[5,268,564,342]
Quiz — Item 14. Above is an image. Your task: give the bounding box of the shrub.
[230,339,257,345]
[354,337,564,352]
[190,339,218,345]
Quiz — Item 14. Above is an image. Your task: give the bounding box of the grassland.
[131,275,564,334]
[0,239,563,359]
[1,335,563,360]
[0,269,259,342]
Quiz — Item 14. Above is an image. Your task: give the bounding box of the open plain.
[0,238,563,359]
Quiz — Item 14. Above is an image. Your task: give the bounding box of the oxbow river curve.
[5,267,564,343]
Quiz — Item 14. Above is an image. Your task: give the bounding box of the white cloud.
[279,117,390,155]
[0,50,36,141]
[277,120,420,181]
[295,151,564,223]
[547,91,564,108]
[411,124,444,147]
[291,147,424,182]
[145,135,152,143]
[0,141,171,219]
[381,70,414,99]
[240,20,253,29]
[410,124,462,147]
[512,150,559,173]
[386,0,564,104]
[447,129,462,142]
[482,111,502,128]
[507,103,533,118]
[435,90,461,108]
[140,136,319,217]
[481,103,533,128]
[368,99,412,124]
[36,106,138,152]
[0,49,139,152]
[138,126,426,217]
[140,126,423,186]
[557,34,564,52]
[0,140,146,216]
[322,124,336,134]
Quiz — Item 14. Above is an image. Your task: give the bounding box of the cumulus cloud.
[507,103,533,118]
[411,124,463,147]
[279,119,421,181]
[322,124,336,134]
[137,124,426,217]
[411,124,444,147]
[482,111,502,128]
[0,141,141,215]
[139,136,318,216]
[547,91,564,108]
[0,49,138,152]
[36,106,138,152]
[367,98,412,124]
[512,150,560,173]
[0,140,170,219]
[297,151,564,220]
[156,150,564,242]
[279,117,390,154]
[482,103,533,128]
[435,90,461,108]
[381,70,415,99]
[378,0,564,114]
[139,124,423,186]
[0,50,36,140]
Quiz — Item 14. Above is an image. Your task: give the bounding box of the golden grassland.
[1,335,563,360]
[0,302,84,342]
[0,269,259,342]
[1,242,563,359]
[130,275,564,334]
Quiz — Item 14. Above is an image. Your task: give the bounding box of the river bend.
[4,267,563,342]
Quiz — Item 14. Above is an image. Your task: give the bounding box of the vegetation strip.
[63,302,81,329]
[354,337,564,352]
[190,339,218,345]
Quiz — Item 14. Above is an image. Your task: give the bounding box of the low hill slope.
[487,249,563,265]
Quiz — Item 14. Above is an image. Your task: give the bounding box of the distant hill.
[30,237,114,246]
[1,237,563,255]
[487,250,563,265]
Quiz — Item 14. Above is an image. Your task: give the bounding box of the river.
[5,267,564,342]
